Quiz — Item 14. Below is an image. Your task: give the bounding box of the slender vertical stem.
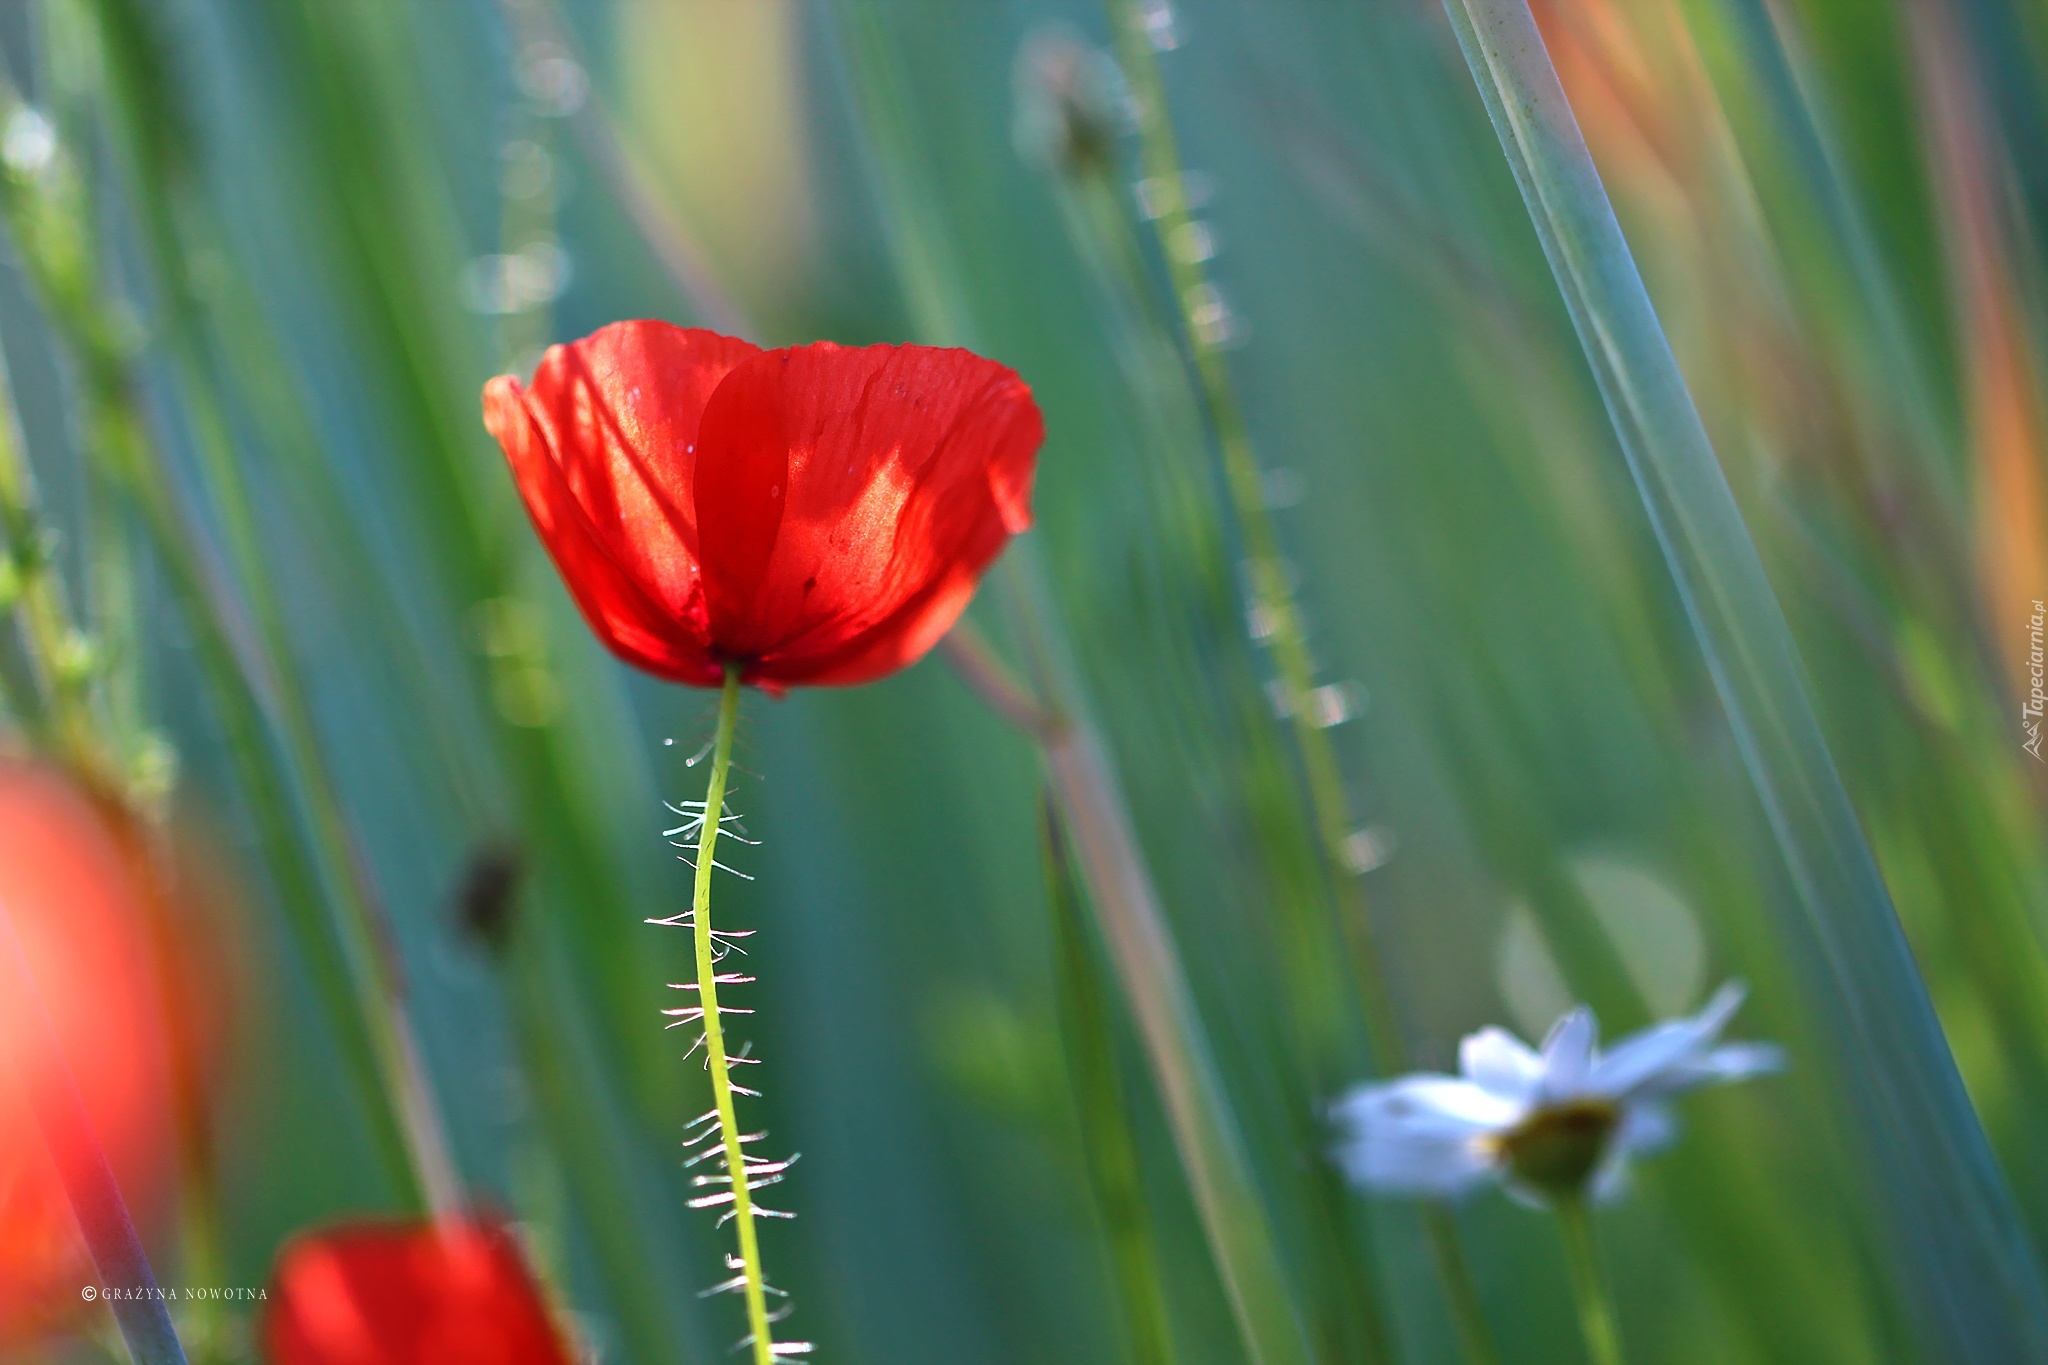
[1426,1213,1501,1365]
[1104,0,1398,1065]
[0,347,107,780]
[1554,1199,1625,1365]
[0,895,187,1365]
[691,666,773,1365]
[1101,8,1496,1362]
[1038,704,1315,1365]
[1045,798,1177,1365]
[833,14,1314,1360]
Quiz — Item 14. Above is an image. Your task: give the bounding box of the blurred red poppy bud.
[263,1217,573,1365]
[482,321,1042,692]
[0,761,175,1346]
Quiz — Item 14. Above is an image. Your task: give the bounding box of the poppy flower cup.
[264,1218,572,1365]
[483,321,1043,693]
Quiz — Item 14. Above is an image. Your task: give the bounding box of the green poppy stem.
[691,666,774,1365]
[1554,1199,1626,1365]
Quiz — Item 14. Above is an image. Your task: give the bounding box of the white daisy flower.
[1332,981,1782,1205]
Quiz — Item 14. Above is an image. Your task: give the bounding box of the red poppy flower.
[0,762,173,1348]
[482,321,1042,691]
[263,1218,572,1365]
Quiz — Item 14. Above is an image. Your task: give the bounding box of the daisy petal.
[1587,1152,1634,1205]
[1588,1103,1674,1205]
[1460,1027,1544,1103]
[1589,980,1749,1100]
[1638,1041,1787,1099]
[1588,1020,1706,1100]
[1589,982,1769,1096]
[1334,1076,1523,1134]
[1699,1041,1785,1080]
[1538,1007,1599,1100]
[1612,1100,1677,1159]
[1330,1077,1516,1197]
[1692,979,1749,1036]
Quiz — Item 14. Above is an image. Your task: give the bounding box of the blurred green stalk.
[1046,795,1179,1365]
[1439,0,2048,1355]
[0,348,109,779]
[1100,0,1400,1054]
[517,0,751,341]
[255,0,684,1128]
[1553,1202,1624,1365]
[1095,10,1501,1362]
[1705,0,1959,507]
[1029,649,1317,1365]
[501,904,705,1365]
[0,257,233,1361]
[0,17,454,1216]
[831,10,1320,1361]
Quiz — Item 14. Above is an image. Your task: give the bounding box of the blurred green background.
[1,0,2046,1362]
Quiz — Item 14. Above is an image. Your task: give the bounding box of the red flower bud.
[483,321,1042,691]
[263,1218,572,1365]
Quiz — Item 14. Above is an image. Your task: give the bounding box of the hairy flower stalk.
[659,667,801,1365]
[486,319,1042,1364]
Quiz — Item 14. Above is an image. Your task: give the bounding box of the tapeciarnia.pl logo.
[2026,599,2046,762]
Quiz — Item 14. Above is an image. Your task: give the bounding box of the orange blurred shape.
[1908,3,2048,694]
[263,1218,574,1365]
[0,760,174,1345]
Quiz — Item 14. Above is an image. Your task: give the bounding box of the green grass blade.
[1037,712,1316,1365]
[0,52,431,1211]
[504,907,707,1365]
[1046,795,1179,1365]
[1438,2,2048,1355]
[832,11,1317,1362]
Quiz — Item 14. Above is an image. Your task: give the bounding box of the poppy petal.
[264,1218,573,1365]
[744,549,985,689]
[487,320,758,683]
[485,376,722,685]
[692,342,1041,684]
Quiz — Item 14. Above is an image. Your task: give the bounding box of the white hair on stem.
[652,688,808,1363]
